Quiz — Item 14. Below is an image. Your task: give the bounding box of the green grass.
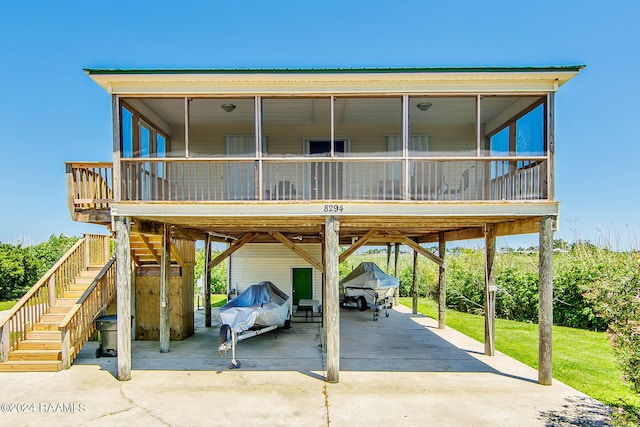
[400,297,640,422]
[0,300,18,311]
[194,294,228,309]
[211,294,227,307]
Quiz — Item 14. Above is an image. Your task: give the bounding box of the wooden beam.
[418,227,484,243]
[139,235,161,264]
[204,233,212,328]
[539,216,554,385]
[115,216,131,381]
[130,250,141,267]
[416,218,546,244]
[160,224,171,353]
[338,229,378,263]
[132,219,206,241]
[493,217,542,237]
[484,225,496,356]
[269,232,324,273]
[387,231,444,267]
[170,243,184,267]
[325,216,340,383]
[438,232,446,329]
[207,232,258,269]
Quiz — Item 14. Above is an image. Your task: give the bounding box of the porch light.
[221,103,236,112]
[416,102,432,111]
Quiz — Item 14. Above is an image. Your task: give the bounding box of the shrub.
[0,243,41,300]
[495,267,539,322]
[586,253,640,392]
[193,248,228,294]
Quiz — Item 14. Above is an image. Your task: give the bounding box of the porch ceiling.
[126,95,543,128]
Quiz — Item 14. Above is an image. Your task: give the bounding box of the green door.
[292,268,313,305]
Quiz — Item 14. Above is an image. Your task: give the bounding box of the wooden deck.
[67,160,554,242]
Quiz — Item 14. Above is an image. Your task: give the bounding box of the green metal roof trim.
[84,65,585,75]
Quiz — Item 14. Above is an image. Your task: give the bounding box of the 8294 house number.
[323,204,344,213]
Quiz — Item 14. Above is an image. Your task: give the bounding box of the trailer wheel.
[219,324,231,345]
[230,360,241,369]
[284,319,291,329]
[357,296,367,311]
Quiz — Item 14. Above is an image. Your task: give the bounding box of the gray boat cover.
[340,262,399,290]
[217,281,290,333]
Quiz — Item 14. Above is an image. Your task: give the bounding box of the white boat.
[217,281,291,368]
[340,262,399,320]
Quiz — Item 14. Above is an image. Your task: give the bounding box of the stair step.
[0,361,62,372]
[63,290,85,299]
[68,284,90,292]
[55,298,79,306]
[41,314,66,323]
[8,349,61,361]
[27,330,61,340]
[49,306,72,314]
[18,340,62,350]
[34,323,61,331]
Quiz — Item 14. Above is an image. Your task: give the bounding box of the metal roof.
[84,65,585,75]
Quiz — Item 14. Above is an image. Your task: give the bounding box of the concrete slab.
[0,305,610,426]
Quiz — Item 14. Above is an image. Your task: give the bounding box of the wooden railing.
[59,256,116,368]
[66,157,551,209]
[118,157,550,202]
[66,162,113,213]
[0,234,112,362]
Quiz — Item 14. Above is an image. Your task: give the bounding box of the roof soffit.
[86,69,582,95]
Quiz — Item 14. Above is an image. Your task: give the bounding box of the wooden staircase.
[0,269,102,372]
[0,235,115,372]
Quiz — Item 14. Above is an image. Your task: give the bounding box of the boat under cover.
[340,262,399,300]
[217,281,290,333]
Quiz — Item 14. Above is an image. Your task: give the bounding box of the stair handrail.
[58,255,117,369]
[0,234,111,362]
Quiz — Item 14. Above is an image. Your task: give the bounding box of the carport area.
[0,305,609,426]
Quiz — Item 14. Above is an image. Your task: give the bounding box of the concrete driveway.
[0,305,610,426]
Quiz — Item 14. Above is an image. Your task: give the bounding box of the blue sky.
[0,1,638,249]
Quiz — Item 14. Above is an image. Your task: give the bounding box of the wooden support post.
[484,225,496,356]
[103,235,110,264]
[412,249,418,314]
[160,223,171,353]
[321,234,326,328]
[1,322,9,362]
[386,243,392,274]
[204,233,212,328]
[115,216,132,381]
[48,275,55,308]
[325,216,340,383]
[84,237,90,268]
[539,216,554,385]
[394,243,400,306]
[61,326,71,369]
[130,265,136,340]
[438,232,446,329]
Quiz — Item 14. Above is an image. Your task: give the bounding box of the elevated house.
[1,66,582,384]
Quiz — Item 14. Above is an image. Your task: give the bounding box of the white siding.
[230,243,323,310]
